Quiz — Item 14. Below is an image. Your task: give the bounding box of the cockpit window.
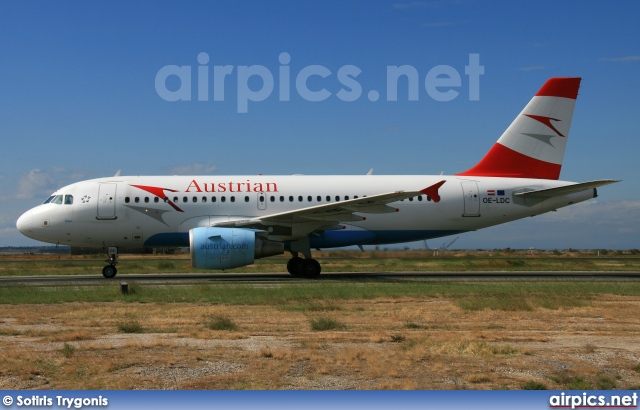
[43,196,55,204]
[64,195,73,205]
[51,195,63,205]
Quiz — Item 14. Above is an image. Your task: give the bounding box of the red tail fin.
[457,77,581,180]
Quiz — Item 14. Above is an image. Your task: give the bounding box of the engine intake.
[189,227,284,269]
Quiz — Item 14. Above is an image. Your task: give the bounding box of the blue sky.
[1,1,638,249]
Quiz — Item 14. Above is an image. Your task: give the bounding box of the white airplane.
[16,77,618,278]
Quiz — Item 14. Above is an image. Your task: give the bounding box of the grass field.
[1,249,639,276]
[0,251,639,390]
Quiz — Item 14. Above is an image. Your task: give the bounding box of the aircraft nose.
[16,210,33,236]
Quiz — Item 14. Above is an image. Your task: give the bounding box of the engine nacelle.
[189,227,284,269]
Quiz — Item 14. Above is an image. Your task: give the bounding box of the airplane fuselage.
[17,174,594,249]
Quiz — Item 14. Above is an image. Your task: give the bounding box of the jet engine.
[189,227,284,269]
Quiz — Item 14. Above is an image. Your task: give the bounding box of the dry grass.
[1,294,640,390]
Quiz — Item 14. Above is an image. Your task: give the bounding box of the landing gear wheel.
[102,265,117,279]
[287,257,305,276]
[103,246,118,279]
[302,259,321,278]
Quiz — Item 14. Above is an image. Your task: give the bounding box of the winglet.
[420,180,446,203]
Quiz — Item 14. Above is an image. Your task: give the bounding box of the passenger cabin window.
[64,195,73,205]
[52,195,63,205]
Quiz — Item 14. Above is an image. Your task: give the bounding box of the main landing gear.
[102,246,118,279]
[286,254,322,278]
[285,237,322,278]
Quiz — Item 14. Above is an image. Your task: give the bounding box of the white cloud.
[599,56,640,62]
[539,200,640,224]
[423,21,454,28]
[168,161,217,175]
[460,200,640,250]
[15,169,57,199]
[381,125,402,133]
[393,2,429,10]
[0,213,10,226]
[12,168,89,200]
[518,65,545,71]
[393,1,459,10]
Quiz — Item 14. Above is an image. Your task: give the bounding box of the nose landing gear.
[102,246,118,279]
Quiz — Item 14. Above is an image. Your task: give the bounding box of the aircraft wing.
[513,180,620,199]
[213,180,446,228]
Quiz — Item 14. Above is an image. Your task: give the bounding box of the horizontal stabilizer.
[514,180,620,199]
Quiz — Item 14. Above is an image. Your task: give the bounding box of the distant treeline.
[1,246,638,256]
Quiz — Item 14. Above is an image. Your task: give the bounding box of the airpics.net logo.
[155,52,484,113]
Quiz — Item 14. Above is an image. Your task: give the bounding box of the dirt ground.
[1,295,640,390]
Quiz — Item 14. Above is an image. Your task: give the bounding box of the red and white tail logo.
[457,77,581,180]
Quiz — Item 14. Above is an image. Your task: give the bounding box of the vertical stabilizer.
[457,77,581,179]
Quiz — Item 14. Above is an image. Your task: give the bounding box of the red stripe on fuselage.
[455,143,561,179]
[131,184,184,212]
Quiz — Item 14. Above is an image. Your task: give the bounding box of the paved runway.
[1,271,639,286]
